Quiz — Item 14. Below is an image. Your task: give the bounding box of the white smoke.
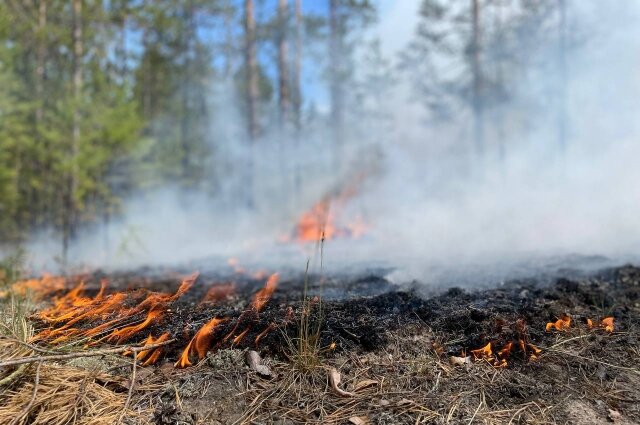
[20,1,640,283]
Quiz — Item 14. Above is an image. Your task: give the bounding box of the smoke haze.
[22,1,640,283]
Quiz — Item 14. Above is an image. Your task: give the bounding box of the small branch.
[10,361,42,425]
[0,364,28,386]
[117,353,137,425]
[0,336,60,354]
[548,348,640,374]
[0,339,176,368]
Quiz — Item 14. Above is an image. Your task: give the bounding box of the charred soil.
[1,264,639,424]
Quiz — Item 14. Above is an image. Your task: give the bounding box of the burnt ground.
[5,264,640,424]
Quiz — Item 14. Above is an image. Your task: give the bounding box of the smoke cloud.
[21,1,640,284]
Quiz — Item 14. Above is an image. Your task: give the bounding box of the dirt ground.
[1,263,638,424]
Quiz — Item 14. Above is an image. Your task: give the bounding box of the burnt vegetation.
[1,264,638,424]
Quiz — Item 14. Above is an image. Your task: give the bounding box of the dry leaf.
[245,350,271,377]
[608,409,621,422]
[328,367,354,397]
[354,379,379,392]
[349,416,371,425]
[397,398,413,406]
[449,355,471,366]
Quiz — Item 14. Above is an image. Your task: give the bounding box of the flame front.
[176,273,281,368]
[29,269,286,369]
[32,273,199,365]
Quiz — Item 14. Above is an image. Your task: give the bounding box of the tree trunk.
[35,0,46,127]
[35,0,47,228]
[117,0,128,79]
[64,0,83,263]
[142,1,151,121]
[181,0,194,181]
[329,0,343,167]
[293,0,302,133]
[471,0,483,159]
[222,0,234,79]
[244,0,259,208]
[292,0,303,198]
[245,0,259,141]
[277,0,289,130]
[557,0,567,153]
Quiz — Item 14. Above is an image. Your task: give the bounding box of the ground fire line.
[25,271,282,368]
[14,270,617,371]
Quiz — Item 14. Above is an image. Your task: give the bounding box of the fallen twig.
[547,348,640,374]
[328,367,354,397]
[0,339,176,368]
[9,361,42,425]
[117,353,137,425]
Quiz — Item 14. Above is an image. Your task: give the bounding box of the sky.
[256,0,421,111]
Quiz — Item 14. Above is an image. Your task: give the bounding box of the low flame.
[176,273,281,368]
[5,274,67,299]
[471,342,493,360]
[601,317,614,332]
[546,314,571,332]
[176,317,226,368]
[130,332,171,366]
[588,316,614,332]
[200,283,235,304]
[252,273,279,311]
[296,199,337,242]
[293,199,368,243]
[32,273,199,365]
[108,309,162,344]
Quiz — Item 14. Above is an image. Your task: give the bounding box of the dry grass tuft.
[0,259,156,425]
[0,362,151,425]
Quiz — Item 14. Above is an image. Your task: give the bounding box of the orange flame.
[601,317,614,332]
[471,342,493,360]
[200,283,235,304]
[108,309,163,344]
[33,272,197,348]
[546,314,571,332]
[497,341,513,358]
[131,332,171,366]
[252,273,279,311]
[176,317,225,368]
[8,274,67,299]
[586,316,614,332]
[296,199,337,242]
[527,343,542,360]
[254,323,276,345]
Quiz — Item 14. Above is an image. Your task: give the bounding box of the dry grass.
[283,259,326,371]
[233,321,640,424]
[0,362,151,425]
[0,258,157,425]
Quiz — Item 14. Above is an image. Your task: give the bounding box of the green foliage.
[0,0,387,255]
